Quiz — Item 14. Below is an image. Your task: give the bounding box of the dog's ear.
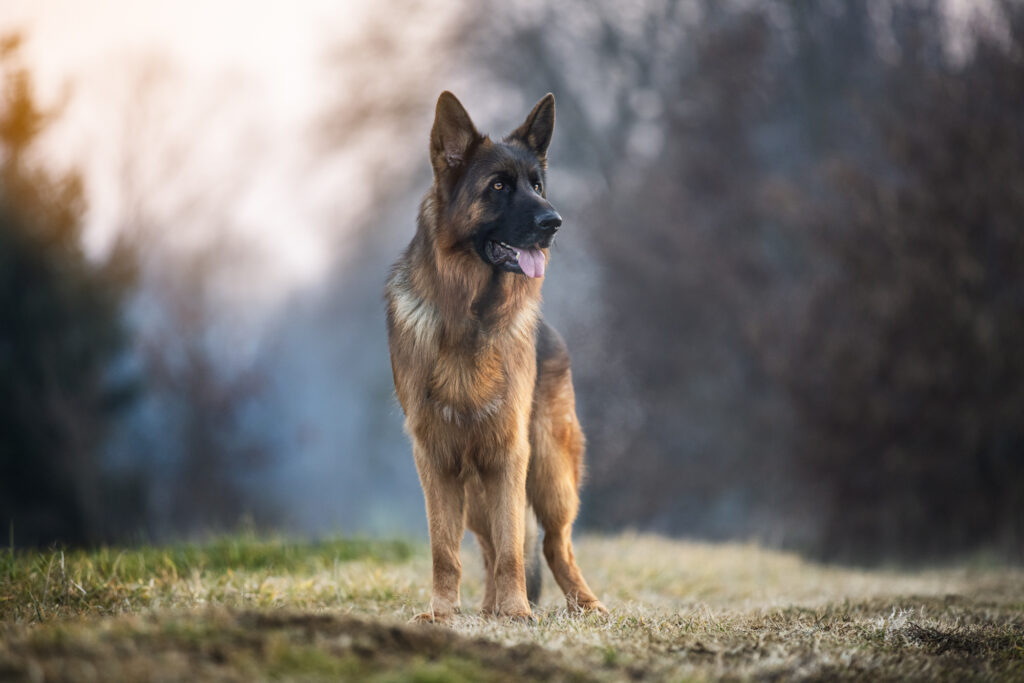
[510,93,555,160]
[430,91,482,177]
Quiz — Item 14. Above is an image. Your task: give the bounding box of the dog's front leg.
[413,443,465,623]
[480,442,532,620]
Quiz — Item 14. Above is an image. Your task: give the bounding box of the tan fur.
[385,96,605,622]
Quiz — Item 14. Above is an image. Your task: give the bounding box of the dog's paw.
[568,599,609,616]
[410,608,458,625]
[494,596,534,623]
[501,610,537,625]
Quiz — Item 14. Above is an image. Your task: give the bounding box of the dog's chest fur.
[428,335,506,425]
[388,270,539,432]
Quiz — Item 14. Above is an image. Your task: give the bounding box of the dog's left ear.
[510,93,555,160]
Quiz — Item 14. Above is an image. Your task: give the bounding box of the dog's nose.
[536,210,562,234]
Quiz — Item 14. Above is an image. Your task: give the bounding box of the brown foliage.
[788,3,1024,560]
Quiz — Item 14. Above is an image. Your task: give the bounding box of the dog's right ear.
[430,91,482,178]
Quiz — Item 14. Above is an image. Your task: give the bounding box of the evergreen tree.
[0,35,137,546]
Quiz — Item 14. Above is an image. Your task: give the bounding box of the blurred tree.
[580,6,795,537]
[0,35,140,546]
[105,60,278,538]
[788,1,1024,561]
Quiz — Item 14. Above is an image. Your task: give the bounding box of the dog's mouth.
[485,240,546,278]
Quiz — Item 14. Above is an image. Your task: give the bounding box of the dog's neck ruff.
[398,198,542,343]
[392,259,540,350]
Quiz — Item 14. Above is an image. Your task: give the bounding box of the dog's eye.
[533,183,542,193]
[492,181,504,191]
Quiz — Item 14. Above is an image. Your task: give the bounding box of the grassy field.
[1,533,1022,681]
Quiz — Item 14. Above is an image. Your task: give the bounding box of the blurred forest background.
[1,0,1022,563]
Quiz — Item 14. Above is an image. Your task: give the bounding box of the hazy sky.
[1,0,389,301]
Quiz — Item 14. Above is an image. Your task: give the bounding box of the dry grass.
[1,533,1022,681]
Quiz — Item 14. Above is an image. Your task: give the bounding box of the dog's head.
[429,92,560,279]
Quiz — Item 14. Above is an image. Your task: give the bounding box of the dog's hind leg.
[530,464,606,613]
[528,344,607,615]
[524,505,543,605]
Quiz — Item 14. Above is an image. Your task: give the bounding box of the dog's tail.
[524,504,543,605]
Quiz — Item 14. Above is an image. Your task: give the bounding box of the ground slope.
[1,534,1021,681]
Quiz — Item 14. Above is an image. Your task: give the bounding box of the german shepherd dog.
[385,92,607,622]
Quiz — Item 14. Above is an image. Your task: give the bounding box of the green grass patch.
[0,534,417,621]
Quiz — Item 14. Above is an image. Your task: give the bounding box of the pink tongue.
[518,248,546,278]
